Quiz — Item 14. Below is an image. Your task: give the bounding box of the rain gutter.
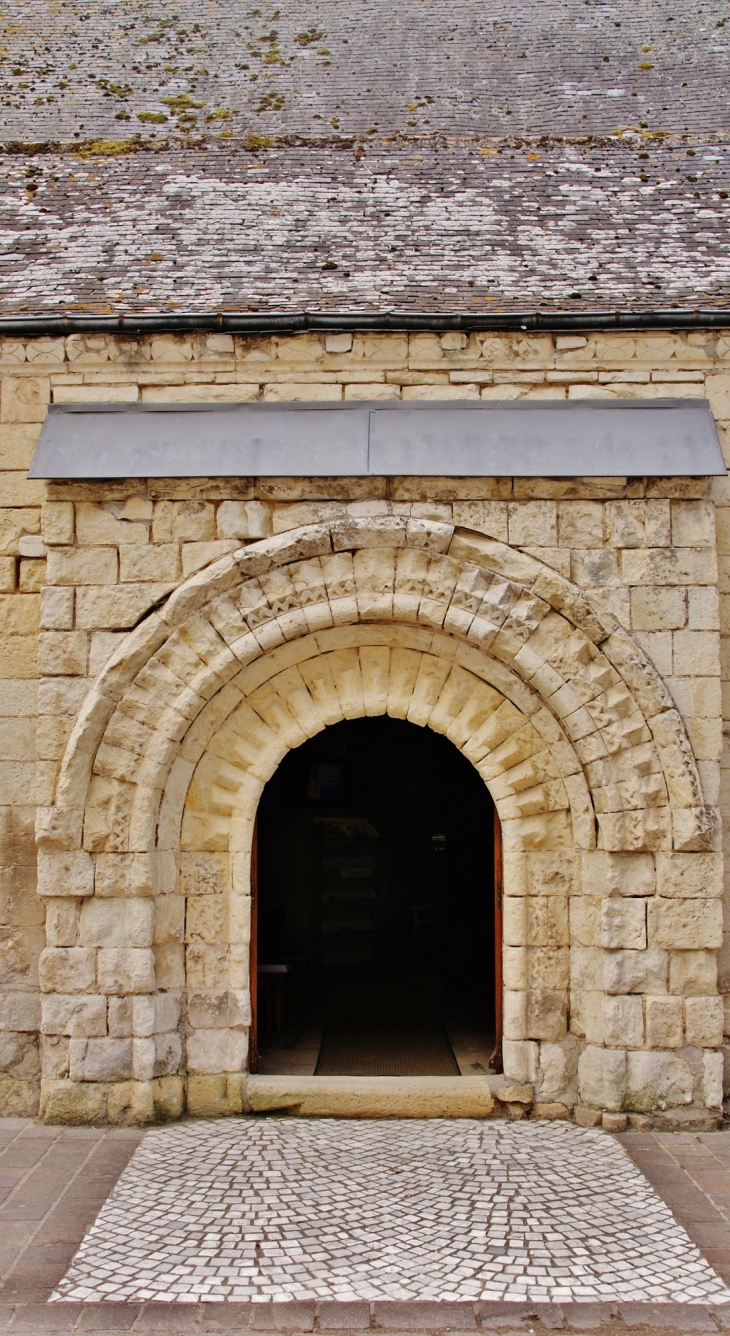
[0,309,729,337]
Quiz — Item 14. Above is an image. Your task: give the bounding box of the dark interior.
[254,716,497,1077]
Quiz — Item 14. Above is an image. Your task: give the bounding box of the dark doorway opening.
[252,716,499,1077]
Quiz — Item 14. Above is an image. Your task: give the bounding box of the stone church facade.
[0,326,729,1128]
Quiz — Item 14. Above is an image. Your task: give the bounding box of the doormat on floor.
[314,1019,461,1075]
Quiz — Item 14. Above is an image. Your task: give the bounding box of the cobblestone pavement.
[4,1118,730,1332]
[50,1120,729,1307]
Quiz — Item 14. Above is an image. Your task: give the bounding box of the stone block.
[154,943,185,989]
[648,898,723,950]
[577,1045,626,1110]
[0,717,35,761]
[673,630,720,677]
[581,851,655,898]
[76,583,174,629]
[119,544,179,583]
[106,1079,155,1125]
[503,989,527,1039]
[688,586,720,630]
[600,898,647,950]
[501,1039,539,1085]
[527,988,567,1041]
[645,994,683,1048]
[507,501,557,547]
[217,500,271,540]
[655,851,723,898]
[132,1036,156,1081]
[0,991,40,1031]
[47,546,118,585]
[41,994,106,1037]
[38,947,96,993]
[108,996,132,1037]
[40,586,74,630]
[76,503,149,547]
[186,1027,232,1073]
[625,1051,693,1112]
[0,593,39,637]
[621,548,717,587]
[154,1031,182,1076]
[684,995,723,1048]
[604,499,670,548]
[452,500,508,542]
[603,995,643,1048]
[42,501,75,546]
[37,850,94,898]
[672,806,720,853]
[153,1073,185,1118]
[154,992,181,1033]
[630,586,686,631]
[79,898,154,948]
[19,557,46,592]
[703,1049,724,1108]
[669,950,717,996]
[96,947,155,995]
[671,500,715,548]
[573,1105,602,1127]
[38,631,87,676]
[569,897,601,947]
[40,1034,68,1080]
[603,948,668,995]
[557,501,603,549]
[182,540,239,578]
[1,376,50,423]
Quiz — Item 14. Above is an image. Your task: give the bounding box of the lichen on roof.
[1,0,729,317]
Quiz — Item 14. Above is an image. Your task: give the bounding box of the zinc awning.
[28,399,726,478]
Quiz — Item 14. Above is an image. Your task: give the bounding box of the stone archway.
[36,517,720,1124]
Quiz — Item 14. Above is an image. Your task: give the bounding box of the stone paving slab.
[620,1133,730,1287]
[3,1300,730,1334]
[49,1120,730,1306]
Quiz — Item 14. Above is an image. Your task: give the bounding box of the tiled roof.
[1,0,729,317]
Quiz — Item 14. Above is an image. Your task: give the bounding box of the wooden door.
[492,805,503,1074]
[248,818,259,1074]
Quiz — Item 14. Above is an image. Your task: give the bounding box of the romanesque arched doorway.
[251,716,499,1078]
[36,516,719,1124]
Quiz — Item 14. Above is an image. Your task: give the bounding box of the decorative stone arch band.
[36,517,723,1125]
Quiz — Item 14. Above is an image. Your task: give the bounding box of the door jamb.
[491,804,504,1074]
[248,817,259,1074]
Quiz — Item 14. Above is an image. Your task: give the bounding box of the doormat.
[314,1019,460,1076]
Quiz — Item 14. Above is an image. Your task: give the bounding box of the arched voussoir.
[38,516,712,874]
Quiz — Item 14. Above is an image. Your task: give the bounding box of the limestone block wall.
[0,326,728,1125]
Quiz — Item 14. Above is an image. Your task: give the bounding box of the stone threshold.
[242,1076,719,1129]
[244,1075,499,1118]
[4,1299,730,1333]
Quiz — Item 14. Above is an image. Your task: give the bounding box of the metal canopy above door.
[28,399,727,478]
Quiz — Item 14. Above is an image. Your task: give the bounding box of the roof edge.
[1,310,729,338]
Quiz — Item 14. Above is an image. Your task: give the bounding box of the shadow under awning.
[28,399,727,479]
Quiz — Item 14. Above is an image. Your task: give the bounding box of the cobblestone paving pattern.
[52,1119,730,1306]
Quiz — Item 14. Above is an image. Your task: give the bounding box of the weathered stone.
[36,850,93,898]
[41,994,106,1037]
[645,995,683,1049]
[96,948,155,995]
[69,1036,132,1081]
[600,898,647,950]
[625,1051,694,1112]
[648,898,723,950]
[578,1045,627,1111]
[684,995,723,1048]
[38,947,96,994]
[603,948,668,995]
[79,899,154,948]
